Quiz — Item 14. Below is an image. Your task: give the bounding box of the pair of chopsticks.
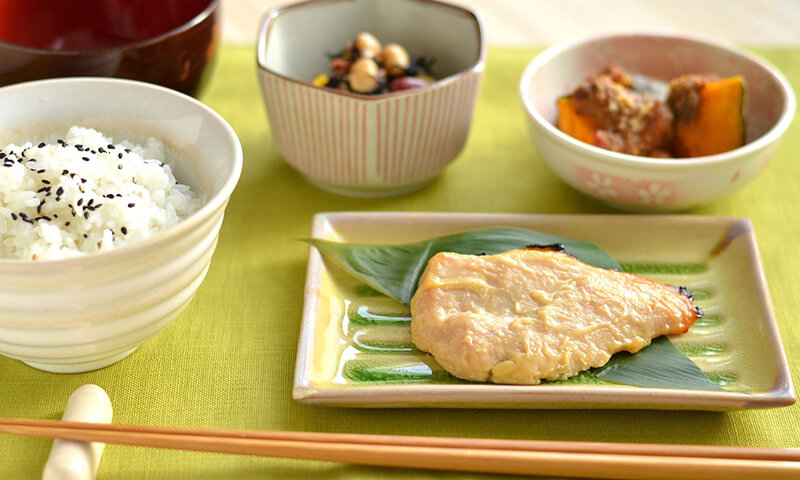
[2,418,799,479]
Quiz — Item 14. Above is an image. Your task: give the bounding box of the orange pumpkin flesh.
[673,75,746,157]
[556,96,597,146]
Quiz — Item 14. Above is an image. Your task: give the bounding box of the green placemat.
[1,45,799,479]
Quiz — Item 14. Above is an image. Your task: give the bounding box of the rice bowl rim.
[0,77,243,272]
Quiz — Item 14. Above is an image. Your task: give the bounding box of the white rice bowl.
[0,126,202,261]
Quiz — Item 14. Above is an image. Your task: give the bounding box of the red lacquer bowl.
[0,0,218,96]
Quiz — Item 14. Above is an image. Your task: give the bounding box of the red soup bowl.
[0,0,219,96]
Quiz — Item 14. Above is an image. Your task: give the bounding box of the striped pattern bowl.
[257,0,484,197]
[0,78,242,373]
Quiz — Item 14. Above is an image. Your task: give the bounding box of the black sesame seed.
[57,139,66,146]
[65,221,70,226]
[53,214,58,218]
[80,178,86,183]
[36,204,41,214]
[75,144,83,149]
[19,212,29,220]
[0,152,5,158]
[107,144,115,149]
[37,142,45,148]
[41,179,50,185]
[98,147,106,153]
[36,187,48,193]
[83,211,89,219]
[115,194,122,198]
[94,203,103,209]
[61,169,69,175]
[83,234,87,238]
[77,198,83,206]
[118,153,123,159]
[82,157,90,162]
[39,216,51,221]
[56,187,64,196]
[90,150,97,154]
[127,203,135,208]
[121,226,128,235]
[37,169,45,174]
[117,165,123,170]
[87,198,94,206]
[11,213,17,220]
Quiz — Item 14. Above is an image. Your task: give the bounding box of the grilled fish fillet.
[409,246,700,384]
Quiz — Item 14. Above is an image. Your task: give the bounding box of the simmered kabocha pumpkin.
[670,75,746,157]
[556,67,746,158]
[556,96,597,146]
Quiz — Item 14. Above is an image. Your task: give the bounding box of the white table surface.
[221,0,800,46]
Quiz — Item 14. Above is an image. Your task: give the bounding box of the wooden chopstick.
[2,418,799,480]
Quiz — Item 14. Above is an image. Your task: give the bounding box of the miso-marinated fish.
[409,246,701,384]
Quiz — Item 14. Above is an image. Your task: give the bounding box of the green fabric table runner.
[1,45,799,479]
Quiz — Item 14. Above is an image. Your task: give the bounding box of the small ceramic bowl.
[520,32,795,211]
[0,0,219,96]
[256,0,484,197]
[0,78,242,373]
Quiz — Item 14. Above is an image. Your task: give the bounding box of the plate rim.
[294,211,796,410]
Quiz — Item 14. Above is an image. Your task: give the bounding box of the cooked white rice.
[0,126,202,261]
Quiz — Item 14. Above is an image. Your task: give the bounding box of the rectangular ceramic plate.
[294,212,795,410]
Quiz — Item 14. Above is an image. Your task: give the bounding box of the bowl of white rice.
[0,77,242,373]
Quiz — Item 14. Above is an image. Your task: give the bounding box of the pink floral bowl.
[520,32,795,211]
[256,0,484,197]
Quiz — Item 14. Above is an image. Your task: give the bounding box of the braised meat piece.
[570,67,674,157]
[667,74,721,122]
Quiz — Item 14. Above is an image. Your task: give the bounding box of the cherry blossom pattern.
[583,172,618,199]
[573,166,678,206]
[637,182,672,206]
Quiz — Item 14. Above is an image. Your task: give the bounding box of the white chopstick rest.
[42,385,113,480]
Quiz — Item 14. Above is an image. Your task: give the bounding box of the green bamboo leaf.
[308,227,620,304]
[595,337,723,390]
[307,227,720,391]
